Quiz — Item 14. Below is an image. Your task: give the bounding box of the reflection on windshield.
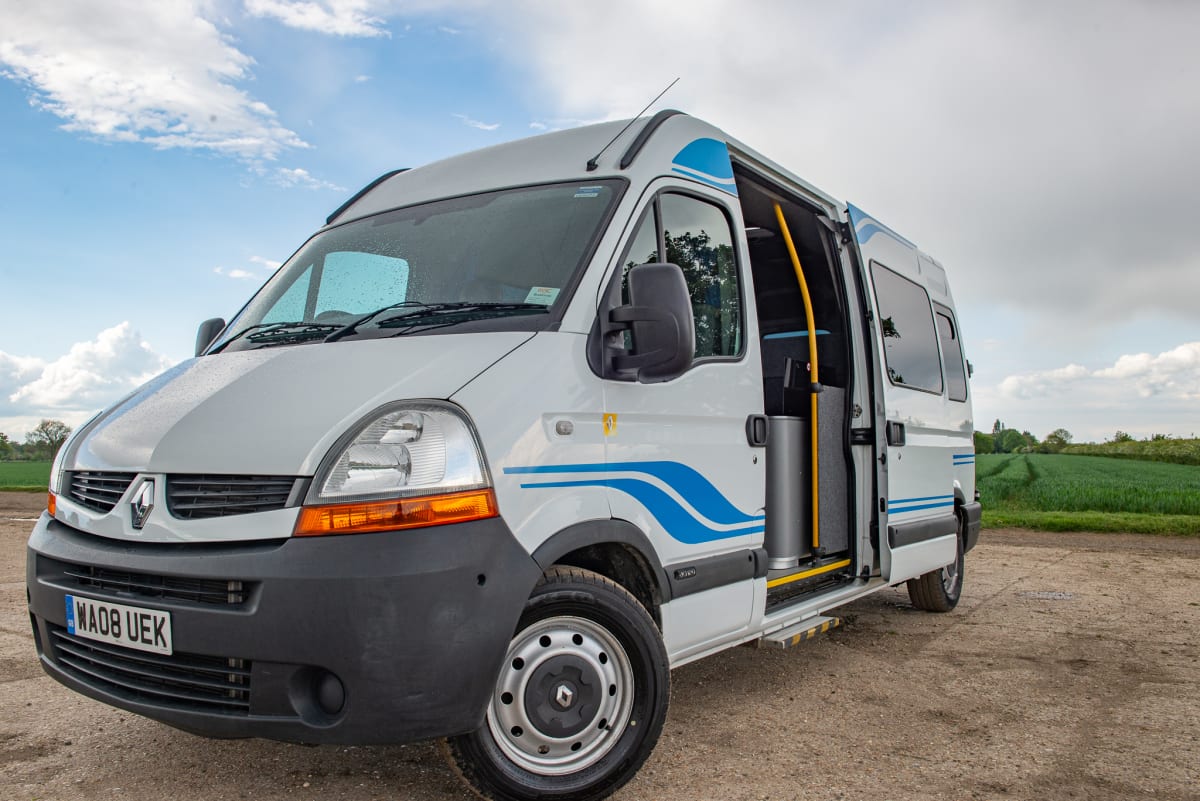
[214,180,621,352]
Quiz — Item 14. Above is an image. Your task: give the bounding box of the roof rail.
[619,109,685,170]
[325,168,409,225]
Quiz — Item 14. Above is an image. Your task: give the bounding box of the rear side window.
[871,263,942,393]
[935,305,968,402]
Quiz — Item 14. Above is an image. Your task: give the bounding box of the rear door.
[848,205,958,582]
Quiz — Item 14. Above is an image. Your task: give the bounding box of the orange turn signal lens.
[47,491,56,517]
[293,488,498,537]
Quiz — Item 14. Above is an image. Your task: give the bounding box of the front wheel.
[906,515,965,612]
[443,566,669,801]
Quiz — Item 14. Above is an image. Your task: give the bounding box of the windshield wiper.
[326,302,549,342]
[323,301,439,343]
[215,321,342,351]
[376,303,549,327]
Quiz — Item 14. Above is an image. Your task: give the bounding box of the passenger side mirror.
[195,317,226,356]
[608,263,694,383]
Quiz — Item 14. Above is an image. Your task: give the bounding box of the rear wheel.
[443,566,669,801]
[906,514,965,612]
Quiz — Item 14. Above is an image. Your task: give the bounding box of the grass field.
[976,453,1200,535]
[0,461,51,491]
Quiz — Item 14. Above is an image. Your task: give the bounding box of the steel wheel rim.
[942,551,961,596]
[486,615,635,775]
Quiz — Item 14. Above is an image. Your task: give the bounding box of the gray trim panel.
[888,514,957,549]
[664,547,767,600]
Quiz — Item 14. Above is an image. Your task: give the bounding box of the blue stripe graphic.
[888,493,955,515]
[847,203,917,250]
[670,138,739,197]
[505,460,762,544]
[505,461,763,526]
[519,478,763,544]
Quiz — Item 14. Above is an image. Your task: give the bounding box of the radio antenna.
[586,77,680,172]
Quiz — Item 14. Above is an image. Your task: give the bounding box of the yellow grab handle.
[772,203,820,550]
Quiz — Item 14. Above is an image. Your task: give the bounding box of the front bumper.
[27,512,541,744]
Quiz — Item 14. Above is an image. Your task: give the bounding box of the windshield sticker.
[574,186,603,198]
[524,286,561,305]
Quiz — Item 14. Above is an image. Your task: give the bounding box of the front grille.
[167,475,299,519]
[49,559,250,606]
[68,471,136,513]
[50,627,251,714]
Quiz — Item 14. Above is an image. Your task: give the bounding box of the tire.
[906,514,965,612]
[443,566,670,801]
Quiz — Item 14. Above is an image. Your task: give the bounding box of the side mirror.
[195,317,226,356]
[609,263,694,383]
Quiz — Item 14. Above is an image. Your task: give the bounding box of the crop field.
[976,453,1200,535]
[0,461,50,491]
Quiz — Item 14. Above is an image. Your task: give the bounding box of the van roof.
[329,112,841,226]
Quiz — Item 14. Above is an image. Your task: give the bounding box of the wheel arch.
[531,519,669,627]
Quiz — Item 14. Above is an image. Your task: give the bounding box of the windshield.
[214,180,623,352]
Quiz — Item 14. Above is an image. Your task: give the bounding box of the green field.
[976,453,1200,535]
[0,461,51,491]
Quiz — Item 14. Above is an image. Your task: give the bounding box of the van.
[28,110,981,801]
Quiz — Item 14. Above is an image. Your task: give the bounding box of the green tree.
[973,431,994,454]
[25,419,72,460]
[1111,430,1134,443]
[1041,428,1073,453]
[997,428,1027,453]
[0,432,12,460]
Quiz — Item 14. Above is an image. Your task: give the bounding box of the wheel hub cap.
[486,615,635,775]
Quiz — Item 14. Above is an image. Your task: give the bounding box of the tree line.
[974,420,1074,454]
[0,420,72,462]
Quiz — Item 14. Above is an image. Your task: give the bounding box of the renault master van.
[28,110,980,801]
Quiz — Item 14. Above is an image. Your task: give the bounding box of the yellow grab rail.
[772,202,820,550]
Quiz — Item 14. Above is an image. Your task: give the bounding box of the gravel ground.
[2,491,1197,801]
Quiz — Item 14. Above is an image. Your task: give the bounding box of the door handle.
[886,421,906,446]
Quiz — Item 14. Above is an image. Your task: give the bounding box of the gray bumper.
[27,512,541,744]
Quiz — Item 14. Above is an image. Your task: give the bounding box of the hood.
[66,333,533,476]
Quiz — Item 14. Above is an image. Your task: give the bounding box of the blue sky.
[1,1,1198,444]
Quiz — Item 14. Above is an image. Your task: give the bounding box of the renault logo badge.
[131,480,155,530]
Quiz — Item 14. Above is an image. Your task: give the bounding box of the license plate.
[65,594,173,655]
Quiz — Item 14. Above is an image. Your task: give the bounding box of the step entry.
[759,615,842,649]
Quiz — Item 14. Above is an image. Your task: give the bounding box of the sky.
[0,0,1197,444]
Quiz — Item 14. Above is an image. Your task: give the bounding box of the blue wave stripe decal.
[847,203,917,250]
[519,478,763,544]
[670,137,738,197]
[505,461,763,526]
[889,494,954,506]
[889,493,955,516]
[889,500,956,515]
[670,167,739,196]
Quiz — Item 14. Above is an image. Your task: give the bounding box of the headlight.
[296,402,496,536]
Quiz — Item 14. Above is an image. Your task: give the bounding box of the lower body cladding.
[26,513,542,744]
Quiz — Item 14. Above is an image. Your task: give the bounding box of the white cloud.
[3,324,174,424]
[353,74,371,83]
[0,0,307,160]
[213,267,256,279]
[244,0,390,37]
[438,25,461,35]
[272,166,346,191]
[453,113,500,131]
[981,342,1200,440]
[249,256,282,269]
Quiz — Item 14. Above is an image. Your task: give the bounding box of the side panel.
[451,332,612,558]
[599,174,766,662]
[849,205,960,581]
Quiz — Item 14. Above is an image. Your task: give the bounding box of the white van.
[28,111,980,801]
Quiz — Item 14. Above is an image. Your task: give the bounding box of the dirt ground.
[1,491,1197,801]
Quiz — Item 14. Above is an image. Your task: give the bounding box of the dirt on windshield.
[1,491,1197,801]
